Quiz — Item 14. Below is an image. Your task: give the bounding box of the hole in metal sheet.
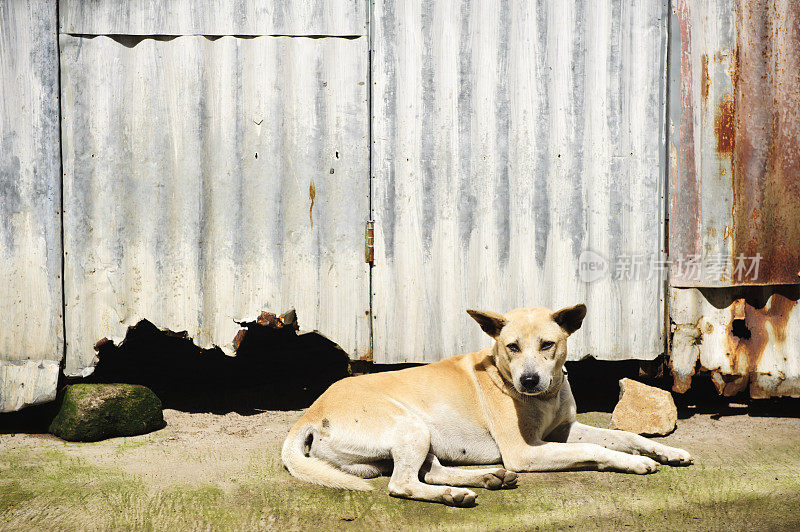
[731,319,752,340]
[86,319,349,415]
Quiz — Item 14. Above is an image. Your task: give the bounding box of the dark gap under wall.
[84,319,350,415]
[3,347,799,435]
[0,398,62,434]
[566,357,800,418]
[563,357,721,415]
[0,320,349,433]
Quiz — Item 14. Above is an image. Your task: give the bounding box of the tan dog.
[283,305,693,506]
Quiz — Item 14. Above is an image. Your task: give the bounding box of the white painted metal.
[60,35,370,376]
[0,360,60,413]
[59,0,367,36]
[670,287,800,398]
[0,0,63,412]
[371,0,669,363]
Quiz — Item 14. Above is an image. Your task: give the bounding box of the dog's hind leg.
[387,417,478,506]
[420,454,518,490]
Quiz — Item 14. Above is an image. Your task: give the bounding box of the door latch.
[365,220,374,263]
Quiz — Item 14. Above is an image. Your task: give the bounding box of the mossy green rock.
[48,384,165,442]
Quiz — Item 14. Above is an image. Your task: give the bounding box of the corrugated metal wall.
[2,0,799,410]
[60,34,370,376]
[0,0,63,412]
[669,0,800,287]
[59,0,367,36]
[667,0,800,398]
[371,0,669,363]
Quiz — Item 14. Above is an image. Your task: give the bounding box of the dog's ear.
[552,304,587,335]
[466,309,507,338]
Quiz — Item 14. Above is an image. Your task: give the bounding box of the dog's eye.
[541,341,555,351]
[506,343,520,353]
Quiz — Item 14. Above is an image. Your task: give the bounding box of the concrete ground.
[2,407,800,531]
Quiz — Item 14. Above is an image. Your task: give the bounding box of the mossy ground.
[2,411,799,531]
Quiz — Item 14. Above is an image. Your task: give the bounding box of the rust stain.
[729,0,800,285]
[233,310,298,350]
[669,0,702,285]
[672,374,693,394]
[309,180,316,230]
[748,379,771,400]
[719,292,799,397]
[232,329,247,351]
[731,297,745,320]
[714,93,735,155]
[701,53,710,110]
[674,1,800,286]
[711,371,748,396]
[256,311,284,329]
[163,329,189,339]
[93,337,112,350]
[671,286,800,398]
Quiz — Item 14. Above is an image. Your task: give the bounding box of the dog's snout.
[520,373,540,391]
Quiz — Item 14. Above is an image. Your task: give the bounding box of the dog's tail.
[281,424,374,491]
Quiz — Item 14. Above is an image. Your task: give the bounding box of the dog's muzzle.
[519,372,542,394]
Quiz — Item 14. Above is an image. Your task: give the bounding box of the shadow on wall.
[84,319,350,415]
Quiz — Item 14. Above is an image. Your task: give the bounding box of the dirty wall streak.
[669,0,800,286]
[0,0,63,412]
[371,0,668,363]
[59,0,366,36]
[60,35,369,377]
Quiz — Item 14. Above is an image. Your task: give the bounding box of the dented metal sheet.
[670,286,800,398]
[371,0,669,363]
[59,0,367,36]
[0,0,64,411]
[0,360,60,413]
[669,0,800,286]
[60,35,370,376]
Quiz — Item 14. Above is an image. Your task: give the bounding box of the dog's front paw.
[442,487,477,507]
[653,445,693,466]
[482,468,518,489]
[622,455,659,474]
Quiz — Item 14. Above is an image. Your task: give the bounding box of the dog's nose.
[520,373,540,391]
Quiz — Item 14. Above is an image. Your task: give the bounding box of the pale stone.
[611,378,677,436]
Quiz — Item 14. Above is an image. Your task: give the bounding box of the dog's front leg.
[556,422,693,466]
[503,441,659,474]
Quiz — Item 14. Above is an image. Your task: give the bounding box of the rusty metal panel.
[59,0,367,36]
[670,286,800,398]
[60,35,369,376]
[669,0,800,286]
[371,0,669,363]
[0,0,63,412]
